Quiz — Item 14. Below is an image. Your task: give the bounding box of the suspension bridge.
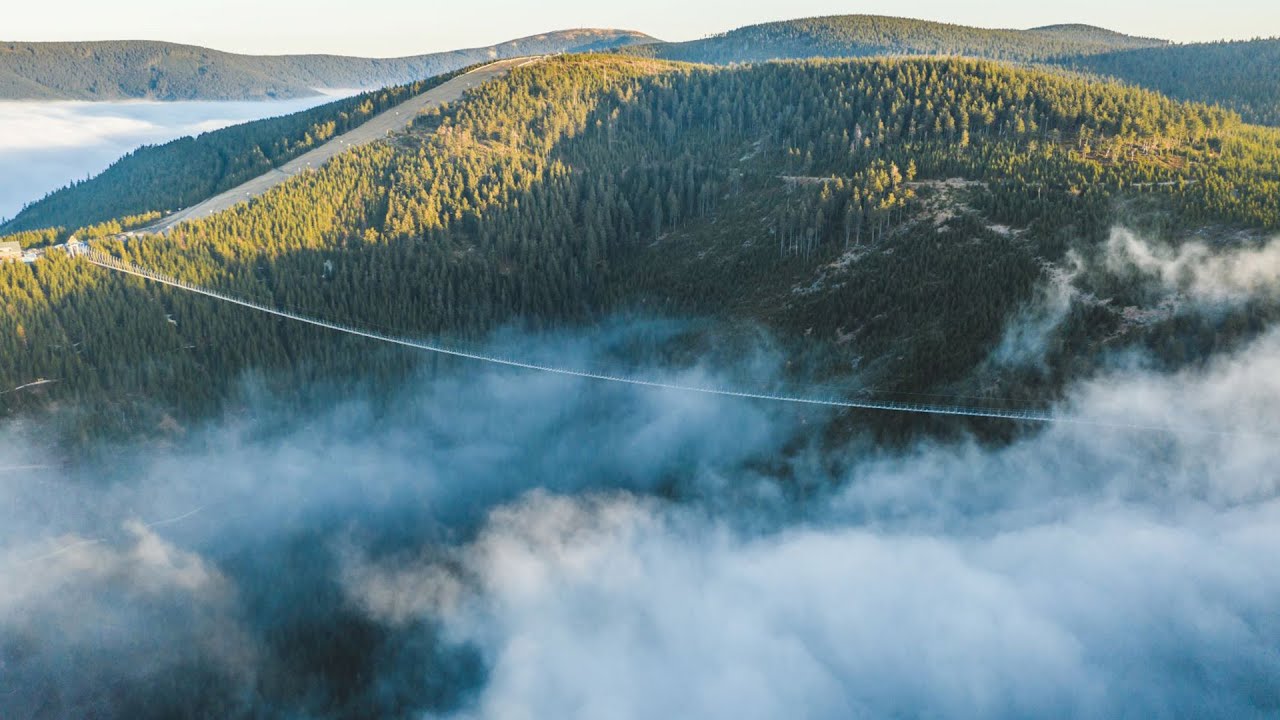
[78,247,1253,437]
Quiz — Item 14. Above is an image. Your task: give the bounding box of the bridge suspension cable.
[80,248,1261,437]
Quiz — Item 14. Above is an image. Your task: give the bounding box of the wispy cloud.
[347,328,1280,719]
[2,309,1279,717]
[1104,227,1280,304]
[989,252,1084,368]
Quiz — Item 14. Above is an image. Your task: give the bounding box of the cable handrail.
[80,248,1268,437]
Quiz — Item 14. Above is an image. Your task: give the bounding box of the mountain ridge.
[621,15,1168,64]
[614,15,1280,126]
[0,29,656,101]
[1070,38,1280,125]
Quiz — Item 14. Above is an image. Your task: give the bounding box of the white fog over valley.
[4,301,1280,717]
[0,93,354,221]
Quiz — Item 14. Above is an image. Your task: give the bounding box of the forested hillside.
[5,54,1280,442]
[621,15,1166,64]
[1,69,469,235]
[0,30,653,101]
[1072,39,1280,126]
[619,15,1280,129]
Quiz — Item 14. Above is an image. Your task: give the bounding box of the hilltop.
[616,15,1280,128]
[620,15,1167,64]
[0,29,655,101]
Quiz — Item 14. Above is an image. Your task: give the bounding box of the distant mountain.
[1070,38,1280,126]
[1029,24,1158,45]
[620,15,1166,64]
[619,16,1280,128]
[0,29,655,101]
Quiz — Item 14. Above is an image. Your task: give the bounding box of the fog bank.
[1,315,1278,718]
[0,94,352,221]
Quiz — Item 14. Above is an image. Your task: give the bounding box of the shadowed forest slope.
[1070,39,1280,126]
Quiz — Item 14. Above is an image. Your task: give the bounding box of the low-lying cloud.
[0,331,807,718]
[0,95,348,220]
[1104,228,1280,304]
[341,327,1280,720]
[2,316,1279,718]
[988,226,1280,371]
[1,519,254,717]
[362,491,1277,720]
[990,252,1084,368]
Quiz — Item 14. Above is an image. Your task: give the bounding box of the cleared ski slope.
[141,57,538,234]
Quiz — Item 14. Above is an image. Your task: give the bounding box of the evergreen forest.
[4,55,1280,445]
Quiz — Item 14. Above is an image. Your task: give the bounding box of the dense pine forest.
[621,15,1167,63]
[1071,39,1280,126]
[4,54,1280,443]
[620,15,1280,130]
[1,69,471,235]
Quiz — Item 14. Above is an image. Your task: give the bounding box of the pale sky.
[5,0,1279,57]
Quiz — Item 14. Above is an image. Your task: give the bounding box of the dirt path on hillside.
[143,57,538,234]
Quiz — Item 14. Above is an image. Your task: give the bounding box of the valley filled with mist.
[5,315,1280,717]
[0,92,352,221]
[2,11,1280,720]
